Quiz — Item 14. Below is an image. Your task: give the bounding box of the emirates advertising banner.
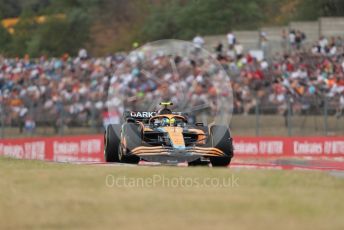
[0,135,104,162]
[0,135,343,162]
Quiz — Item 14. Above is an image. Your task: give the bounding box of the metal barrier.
[1,95,343,138]
[230,95,344,137]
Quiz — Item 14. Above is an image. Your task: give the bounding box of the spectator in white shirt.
[192,35,204,48]
[319,36,328,53]
[78,48,88,60]
[227,31,236,49]
[192,35,204,55]
[234,42,244,59]
[289,30,296,49]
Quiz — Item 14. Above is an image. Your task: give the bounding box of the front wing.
[129,146,226,164]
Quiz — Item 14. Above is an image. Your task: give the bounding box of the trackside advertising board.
[0,135,104,162]
[234,137,344,158]
[0,135,343,162]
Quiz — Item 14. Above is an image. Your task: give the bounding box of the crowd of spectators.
[211,31,344,116]
[1,32,344,134]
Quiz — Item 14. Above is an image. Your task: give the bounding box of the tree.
[139,0,265,42]
[0,0,51,19]
[27,9,90,56]
[6,10,38,57]
[296,0,344,20]
[0,24,11,54]
[0,0,21,19]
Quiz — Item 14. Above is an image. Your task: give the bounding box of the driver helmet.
[161,118,170,126]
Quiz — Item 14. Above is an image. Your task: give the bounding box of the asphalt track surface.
[69,158,344,171]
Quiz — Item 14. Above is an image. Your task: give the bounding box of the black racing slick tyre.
[209,125,233,167]
[120,123,142,164]
[104,124,121,162]
[210,156,231,167]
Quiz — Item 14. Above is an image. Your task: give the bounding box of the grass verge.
[0,157,343,230]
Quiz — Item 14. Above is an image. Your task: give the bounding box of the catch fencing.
[0,97,343,138]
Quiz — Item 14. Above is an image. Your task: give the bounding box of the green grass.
[0,157,344,230]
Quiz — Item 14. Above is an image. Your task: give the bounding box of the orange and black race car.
[104,102,233,166]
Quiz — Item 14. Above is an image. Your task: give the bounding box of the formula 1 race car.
[104,102,233,166]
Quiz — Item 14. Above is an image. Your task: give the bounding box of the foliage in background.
[140,0,265,41]
[7,10,38,57]
[0,0,98,57]
[87,0,150,55]
[295,0,344,20]
[0,24,11,54]
[0,0,50,18]
[0,0,344,57]
[26,10,91,57]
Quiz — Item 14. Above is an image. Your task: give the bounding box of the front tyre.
[209,125,233,167]
[210,156,231,167]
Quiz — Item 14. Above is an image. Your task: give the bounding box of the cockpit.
[149,115,187,127]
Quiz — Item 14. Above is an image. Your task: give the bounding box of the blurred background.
[0,0,344,138]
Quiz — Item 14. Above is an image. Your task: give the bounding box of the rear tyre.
[120,123,142,164]
[209,125,233,167]
[104,124,121,162]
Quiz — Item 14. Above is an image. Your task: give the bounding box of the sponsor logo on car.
[130,111,156,118]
